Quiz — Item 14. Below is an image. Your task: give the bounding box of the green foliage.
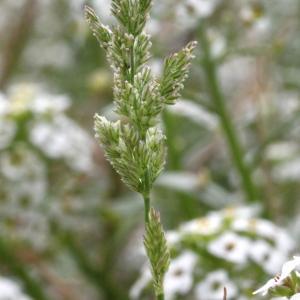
[144,208,170,297]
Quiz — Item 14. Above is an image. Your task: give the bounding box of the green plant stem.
[130,44,135,83]
[157,293,164,300]
[0,238,49,300]
[143,193,150,223]
[198,24,258,203]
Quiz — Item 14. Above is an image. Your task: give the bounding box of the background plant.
[0,0,300,299]
[85,0,196,297]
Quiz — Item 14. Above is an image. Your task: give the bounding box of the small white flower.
[291,294,300,300]
[0,93,9,115]
[249,240,287,275]
[0,119,16,149]
[180,213,222,236]
[254,256,300,296]
[0,145,45,180]
[195,270,237,300]
[0,276,32,300]
[129,265,152,299]
[253,277,281,296]
[165,231,181,246]
[30,116,94,172]
[279,256,300,281]
[184,0,220,18]
[164,251,198,300]
[31,94,70,114]
[232,218,276,239]
[208,232,250,264]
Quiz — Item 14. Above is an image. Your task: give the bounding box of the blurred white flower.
[0,93,9,115]
[157,171,200,192]
[279,256,300,281]
[168,99,218,130]
[0,145,45,181]
[253,277,281,296]
[273,158,300,182]
[130,265,152,299]
[165,231,181,246]
[0,119,16,150]
[291,294,300,300]
[182,0,220,18]
[9,178,47,205]
[232,218,275,239]
[208,232,250,264]
[180,213,222,236]
[31,93,70,114]
[265,142,298,161]
[24,41,74,69]
[195,270,237,300]
[254,256,300,296]
[30,115,94,172]
[0,276,32,300]
[164,251,198,300]
[249,240,286,275]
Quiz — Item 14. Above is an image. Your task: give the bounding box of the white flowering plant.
[254,256,300,299]
[131,207,294,300]
[1,0,300,300]
[0,83,95,249]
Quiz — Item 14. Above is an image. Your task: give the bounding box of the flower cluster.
[131,207,294,300]
[0,83,95,248]
[254,256,300,299]
[0,276,32,300]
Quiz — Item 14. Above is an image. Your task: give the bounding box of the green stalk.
[198,24,258,203]
[130,43,135,83]
[143,193,150,223]
[157,293,164,300]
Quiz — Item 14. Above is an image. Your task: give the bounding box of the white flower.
[253,277,281,296]
[291,294,300,300]
[0,93,9,115]
[254,256,300,296]
[208,232,250,264]
[180,213,222,236]
[168,100,218,130]
[31,93,70,114]
[129,266,152,299]
[273,158,300,182]
[279,256,300,281]
[249,240,287,275]
[29,115,94,172]
[184,0,220,18]
[157,171,200,192]
[164,251,198,300]
[0,276,32,300]
[265,142,298,161]
[9,178,47,205]
[0,119,16,149]
[195,270,237,300]
[232,218,276,239]
[0,145,45,180]
[165,231,181,246]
